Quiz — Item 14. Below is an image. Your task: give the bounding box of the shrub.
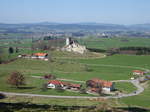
[0,93,6,99]
[44,74,56,79]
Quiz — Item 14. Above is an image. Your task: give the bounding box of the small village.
[41,69,150,96]
[46,77,115,95]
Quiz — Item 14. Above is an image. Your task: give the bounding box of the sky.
[0,0,150,25]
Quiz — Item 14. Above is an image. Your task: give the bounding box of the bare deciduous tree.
[7,71,25,88]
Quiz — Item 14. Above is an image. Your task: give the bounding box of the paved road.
[0,79,144,99]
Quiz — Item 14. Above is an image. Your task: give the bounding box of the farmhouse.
[32,53,48,59]
[18,54,31,58]
[132,70,144,76]
[69,83,81,90]
[18,53,48,61]
[47,80,81,90]
[47,80,63,89]
[86,78,115,92]
[61,81,81,90]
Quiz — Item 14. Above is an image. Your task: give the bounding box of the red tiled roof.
[33,53,48,56]
[61,81,70,86]
[70,83,81,88]
[48,80,63,85]
[61,81,81,88]
[132,70,144,73]
[48,80,81,88]
[90,78,113,87]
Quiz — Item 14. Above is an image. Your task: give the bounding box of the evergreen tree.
[8,47,14,54]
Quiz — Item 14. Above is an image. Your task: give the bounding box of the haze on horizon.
[0,0,150,25]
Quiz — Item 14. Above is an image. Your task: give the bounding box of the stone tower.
[66,37,70,46]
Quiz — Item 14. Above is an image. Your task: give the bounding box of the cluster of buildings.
[132,70,150,82]
[18,53,48,61]
[46,70,150,95]
[86,78,115,94]
[47,78,115,95]
[132,70,145,76]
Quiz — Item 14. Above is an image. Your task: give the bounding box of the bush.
[44,74,56,79]
[0,93,6,99]
[8,47,14,54]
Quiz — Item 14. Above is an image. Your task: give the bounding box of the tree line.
[87,46,150,55]
[107,47,150,55]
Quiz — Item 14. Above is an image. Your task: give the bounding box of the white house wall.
[47,84,56,89]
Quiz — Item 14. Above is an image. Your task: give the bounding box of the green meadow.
[119,81,150,108]
[1,37,150,50]
[79,37,150,50]
[1,38,150,108]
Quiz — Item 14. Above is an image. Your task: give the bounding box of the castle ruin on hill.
[61,37,87,54]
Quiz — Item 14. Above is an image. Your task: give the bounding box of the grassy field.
[115,82,137,93]
[0,52,141,95]
[1,49,150,108]
[1,37,150,50]
[78,37,150,50]
[119,81,150,108]
[75,54,150,70]
[0,38,32,48]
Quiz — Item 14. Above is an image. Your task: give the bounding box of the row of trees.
[107,47,150,56]
[86,46,150,56]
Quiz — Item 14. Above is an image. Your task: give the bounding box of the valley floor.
[0,52,150,109]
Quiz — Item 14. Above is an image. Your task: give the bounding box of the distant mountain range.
[0,22,150,32]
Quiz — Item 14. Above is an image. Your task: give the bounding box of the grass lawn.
[0,72,94,96]
[79,37,150,50]
[75,54,150,70]
[0,38,32,48]
[115,82,137,93]
[0,52,150,107]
